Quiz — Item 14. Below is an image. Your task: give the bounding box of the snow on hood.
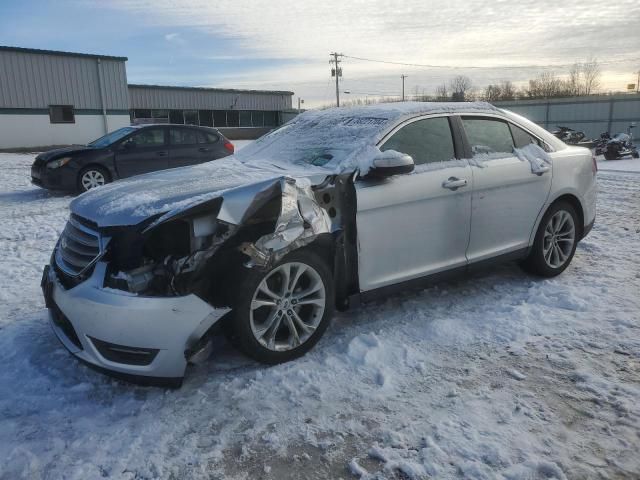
[70,156,327,227]
[72,102,499,228]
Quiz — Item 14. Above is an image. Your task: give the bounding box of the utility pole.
[401,74,408,101]
[330,52,343,107]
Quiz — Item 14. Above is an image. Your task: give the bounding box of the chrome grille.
[55,217,102,277]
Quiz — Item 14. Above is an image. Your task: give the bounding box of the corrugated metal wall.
[494,95,640,138]
[128,85,293,111]
[0,50,128,110]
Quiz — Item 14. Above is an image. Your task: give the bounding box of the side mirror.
[120,140,136,150]
[369,151,415,177]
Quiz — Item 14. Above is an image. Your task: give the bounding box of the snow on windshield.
[236,102,499,175]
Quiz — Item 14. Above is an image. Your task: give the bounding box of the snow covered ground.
[1,152,639,479]
[597,154,640,173]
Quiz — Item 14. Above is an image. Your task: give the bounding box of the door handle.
[198,147,210,152]
[442,177,468,190]
[157,151,168,157]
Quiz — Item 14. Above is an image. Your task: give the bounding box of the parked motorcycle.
[551,126,586,144]
[603,132,639,160]
[594,132,611,156]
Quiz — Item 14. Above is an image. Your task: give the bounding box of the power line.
[342,54,640,71]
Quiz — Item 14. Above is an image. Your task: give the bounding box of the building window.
[227,110,239,127]
[264,111,278,127]
[213,111,227,127]
[184,110,199,125]
[239,111,252,127]
[49,105,75,124]
[199,110,213,127]
[169,110,184,124]
[251,111,264,127]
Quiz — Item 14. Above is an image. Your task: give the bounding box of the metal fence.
[494,94,640,139]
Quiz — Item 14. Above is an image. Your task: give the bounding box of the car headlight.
[46,157,72,169]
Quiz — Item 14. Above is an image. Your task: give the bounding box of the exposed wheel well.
[549,194,584,238]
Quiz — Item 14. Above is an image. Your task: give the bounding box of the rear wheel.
[78,166,110,192]
[229,250,334,364]
[521,201,579,277]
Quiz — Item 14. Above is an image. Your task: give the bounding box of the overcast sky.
[1,0,639,106]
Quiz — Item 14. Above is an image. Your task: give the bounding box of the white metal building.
[0,46,131,149]
[0,46,295,149]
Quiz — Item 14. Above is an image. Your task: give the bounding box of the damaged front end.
[100,173,356,319]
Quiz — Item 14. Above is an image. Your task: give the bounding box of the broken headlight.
[104,199,234,296]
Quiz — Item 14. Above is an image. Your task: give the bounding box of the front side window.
[124,128,166,147]
[381,117,455,165]
[49,105,75,124]
[170,128,198,145]
[510,124,539,149]
[462,118,514,156]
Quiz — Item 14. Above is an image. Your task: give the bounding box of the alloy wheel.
[81,170,106,191]
[249,262,326,351]
[543,210,575,269]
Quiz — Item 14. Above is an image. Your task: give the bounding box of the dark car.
[31,124,235,193]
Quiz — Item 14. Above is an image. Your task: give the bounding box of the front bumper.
[31,164,78,191]
[43,262,229,384]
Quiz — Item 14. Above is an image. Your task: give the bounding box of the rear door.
[196,129,224,163]
[169,127,202,168]
[461,116,552,262]
[355,115,473,291]
[114,127,169,178]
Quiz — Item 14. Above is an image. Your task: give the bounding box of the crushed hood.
[70,156,327,228]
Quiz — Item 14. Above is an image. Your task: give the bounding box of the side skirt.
[349,247,530,308]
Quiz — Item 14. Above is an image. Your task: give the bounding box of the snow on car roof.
[236,102,499,174]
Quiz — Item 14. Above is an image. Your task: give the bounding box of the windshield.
[88,127,137,148]
[234,110,394,173]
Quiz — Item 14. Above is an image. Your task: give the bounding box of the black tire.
[229,249,335,364]
[603,150,617,160]
[520,201,579,277]
[77,166,111,193]
[632,151,639,159]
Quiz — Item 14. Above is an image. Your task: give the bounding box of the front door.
[115,127,169,178]
[355,115,473,292]
[461,116,552,262]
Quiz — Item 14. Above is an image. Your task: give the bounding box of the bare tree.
[483,84,502,102]
[450,75,472,101]
[435,83,449,101]
[567,62,583,96]
[499,80,516,100]
[526,71,565,98]
[582,57,601,95]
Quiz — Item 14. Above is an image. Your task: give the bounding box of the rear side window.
[198,131,219,144]
[381,117,455,165]
[462,118,514,156]
[170,128,199,145]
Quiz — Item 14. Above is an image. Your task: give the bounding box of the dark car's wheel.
[78,166,111,192]
[633,150,639,159]
[229,249,334,364]
[603,149,617,160]
[521,201,579,277]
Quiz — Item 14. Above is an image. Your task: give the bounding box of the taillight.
[591,152,598,174]
[224,140,234,153]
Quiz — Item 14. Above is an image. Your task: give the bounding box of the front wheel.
[229,250,335,364]
[521,201,579,277]
[78,166,110,192]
